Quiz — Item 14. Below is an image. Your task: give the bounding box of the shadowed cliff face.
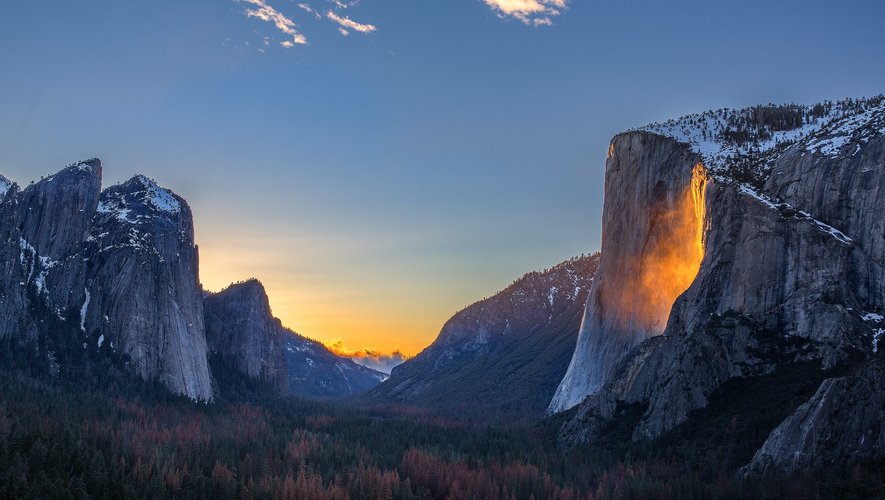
[0,176,33,341]
[549,135,707,413]
[204,279,287,389]
[203,278,386,399]
[738,357,884,478]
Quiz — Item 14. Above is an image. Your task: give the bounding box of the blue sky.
[1,0,883,355]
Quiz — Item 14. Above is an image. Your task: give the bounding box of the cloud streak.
[241,0,308,46]
[326,10,377,36]
[482,0,568,26]
[298,3,322,20]
[237,0,377,48]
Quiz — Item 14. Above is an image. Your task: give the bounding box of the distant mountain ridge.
[284,333,388,399]
[364,254,599,422]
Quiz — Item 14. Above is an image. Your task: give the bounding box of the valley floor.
[0,349,882,500]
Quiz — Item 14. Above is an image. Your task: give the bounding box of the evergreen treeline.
[0,339,882,499]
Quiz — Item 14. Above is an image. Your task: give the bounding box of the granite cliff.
[204,279,287,389]
[1,162,212,400]
[0,159,387,402]
[553,97,885,476]
[84,175,213,400]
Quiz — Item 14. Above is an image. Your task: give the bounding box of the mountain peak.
[127,175,182,214]
[65,157,102,174]
[29,157,103,189]
[98,175,183,223]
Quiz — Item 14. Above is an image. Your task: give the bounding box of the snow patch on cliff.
[737,184,853,245]
[637,97,884,174]
[98,176,182,228]
[97,201,136,223]
[18,237,59,295]
[862,312,884,353]
[80,289,91,332]
[804,100,885,157]
[135,175,181,214]
[0,176,11,198]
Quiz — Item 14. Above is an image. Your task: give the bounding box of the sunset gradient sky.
[1,0,884,357]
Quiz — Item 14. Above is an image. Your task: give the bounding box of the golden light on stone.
[609,162,707,332]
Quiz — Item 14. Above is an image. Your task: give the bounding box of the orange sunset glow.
[608,162,708,332]
[196,227,472,358]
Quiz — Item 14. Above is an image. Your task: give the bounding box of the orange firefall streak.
[619,163,707,332]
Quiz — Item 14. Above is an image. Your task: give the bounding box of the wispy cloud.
[298,2,322,20]
[237,0,376,48]
[326,10,377,36]
[330,0,361,9]
[482,0,568,26]
[240,0,308,46]
[326,340,408,375]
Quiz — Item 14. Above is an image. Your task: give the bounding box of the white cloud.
[482,0,568,26]
[330,0,361,9]
[326,10,377,34]
[240,0,308,46]
[298,2,322,19]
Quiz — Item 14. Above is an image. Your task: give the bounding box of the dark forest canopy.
[0,340,881,499]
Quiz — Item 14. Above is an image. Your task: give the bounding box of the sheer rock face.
[204,280,287,389]
[82,175,213,401]
[17,159,102,261]
[556,98,885,474]
[365,255,599,421]
[560,182,868,441]
[0,160,102,341]
[738,357,885,477]
[0,163,214,401]
[0,176,33,341]
[764,132,885,308]
[549,134,706,414]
